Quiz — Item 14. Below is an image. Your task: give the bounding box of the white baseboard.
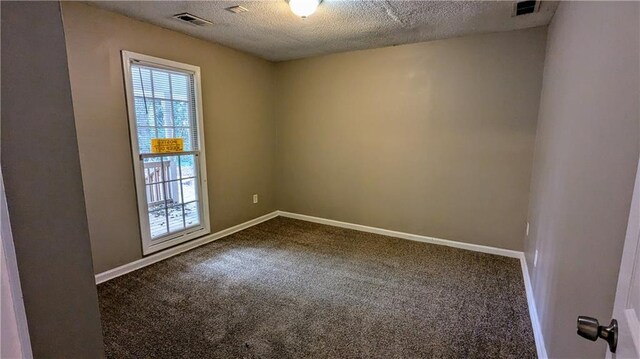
[277,211,522,258]
[94,211,279,284]
[519,253,548,359]
[94,209,547,358]
[278,210,547,358]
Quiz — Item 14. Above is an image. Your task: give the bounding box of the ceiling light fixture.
[288,0,321,18]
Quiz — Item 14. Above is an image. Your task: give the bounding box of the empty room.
[1,1,639,358]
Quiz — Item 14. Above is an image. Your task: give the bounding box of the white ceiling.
[89,0,558,62]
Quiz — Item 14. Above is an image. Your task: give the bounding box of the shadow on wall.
[1,1,105,357]
[525,1,640,358]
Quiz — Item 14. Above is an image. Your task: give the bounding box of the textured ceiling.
[89,1,558,62]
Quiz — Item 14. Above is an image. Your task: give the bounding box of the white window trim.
[121,50,211,255]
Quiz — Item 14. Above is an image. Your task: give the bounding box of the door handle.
[577,316,618,353]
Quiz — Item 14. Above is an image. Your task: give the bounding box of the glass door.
[122,51,210,255]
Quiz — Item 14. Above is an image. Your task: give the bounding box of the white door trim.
[608,156,640,358]
[1,170,33,358]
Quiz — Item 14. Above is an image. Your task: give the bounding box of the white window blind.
[131,64,199,154]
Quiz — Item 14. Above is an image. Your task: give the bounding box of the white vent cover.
[225,5,249,14]
[512,0,539,17]
[173,13,213,26]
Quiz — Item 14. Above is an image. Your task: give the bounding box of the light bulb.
[289,0,320,18]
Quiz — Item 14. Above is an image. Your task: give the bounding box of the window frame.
[121,50,211,255]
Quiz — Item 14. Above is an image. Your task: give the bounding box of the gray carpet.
[98,217,536,358]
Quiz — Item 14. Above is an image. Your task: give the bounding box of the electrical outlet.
[253,194,258,204]
[534,250,539,267]
[526,222,529,236]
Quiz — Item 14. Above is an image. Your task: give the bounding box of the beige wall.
[525,2,639,357]
[275,27,547,251]
[63,2,549,273]
[2,2,104,355]
[62,2,277,273]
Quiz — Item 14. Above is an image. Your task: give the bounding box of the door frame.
[609,155,640,358]
[0,169,33,358]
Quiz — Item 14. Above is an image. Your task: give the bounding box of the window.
[122,51,210,255]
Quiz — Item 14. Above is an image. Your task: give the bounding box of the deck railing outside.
[143,160,179,207]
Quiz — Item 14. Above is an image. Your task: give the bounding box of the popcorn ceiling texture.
[90,0,558,61]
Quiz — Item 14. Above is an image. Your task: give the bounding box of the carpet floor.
[98,217,536,358]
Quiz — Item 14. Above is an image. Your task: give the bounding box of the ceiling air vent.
[513,0,539,16]
[225,5,249,14]
[173,13,213,26]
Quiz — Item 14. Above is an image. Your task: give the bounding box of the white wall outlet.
[534,250,539,267]
[253,194,258,204]
[526,222,529,236]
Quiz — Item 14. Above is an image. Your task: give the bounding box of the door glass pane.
[145,184,166,212]
[142,153,201,240]
[149,209,168,238]
[181,179,198,203]
[132,66,198,155]
[153,100,173,127]
[174,127,193,151]
[132,67,152,98]
[143,157,163,185]
[172,101,190,126]
[137,128,155,156]
[161,156,179,205]
[156,127,175,141]
[168,204,185,232]
[184,202,200,228]
[170,74,189,101]
[179,155,196,179]
[151,70,171,99]
[135,97,155,126]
